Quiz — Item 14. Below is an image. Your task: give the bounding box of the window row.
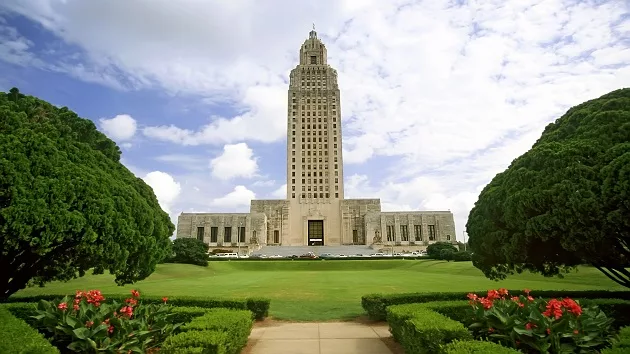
[300,192,339,198]
[196,226,246,243]
[290,157,338,163]
[291,164,339,170]
[384,225,437,242]
[291,123,337,130]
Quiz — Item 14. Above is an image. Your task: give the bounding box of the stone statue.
[372,230,382,244]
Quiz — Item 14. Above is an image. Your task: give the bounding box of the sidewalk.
[242,321,401,354]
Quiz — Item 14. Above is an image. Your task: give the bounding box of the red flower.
[57,302,68,311]
[510,296,519,302]
[108,325,114,334]
[488,327,495,333]
[103,318,110,325]
[523,288,531,295]
[498,288,508,296]
[162,297,168,303]
[131,289,140,298]
[467,293,478,301]
[85,321,94,328]
[546,328,551,335]
[119,306,134,318]
[486,289,500,300]
[561,298,582,316]
[480,298,493,310]
[73,304,80,311]
[574,329,579,335]
[527,296,534,302]
[543,299,564,320]
[125,298,138,306]
[518,302,524,308]
[525,322,537,330]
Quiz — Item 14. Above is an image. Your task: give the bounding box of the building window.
[414,225,422,241]
[310,56,317,64]
[196,227,204,241]
[446,234,451,241]
[335,193,338,198]
[428,225,436,241]
[238,226,246,243]
[210,227,218,243]
[401,225,409,241]
[292,193,295,198]
[353,229,359,244]
[274,230,280,244]
[386,225,395,242]
[224,227,232,243]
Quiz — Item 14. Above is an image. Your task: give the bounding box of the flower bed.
[362,289,630,321]
[1,289,261,354]
[383,289,625,354]
[7,293,270,320]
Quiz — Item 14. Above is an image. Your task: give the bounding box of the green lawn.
[13,260,626,321]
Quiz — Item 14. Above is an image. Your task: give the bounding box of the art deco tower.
[286,28,344,202]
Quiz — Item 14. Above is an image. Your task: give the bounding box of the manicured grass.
[13,260,625,321]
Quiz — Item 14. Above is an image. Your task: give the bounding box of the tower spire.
[309,23,317,39]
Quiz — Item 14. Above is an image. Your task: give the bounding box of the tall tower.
[286,27,344,202]
[285,27,345,246]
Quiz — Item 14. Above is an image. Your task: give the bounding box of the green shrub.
[7,294,270,320]
[441,340,521,353]
[171,306,212,323]
[4,302,39,325]
[452,251,472,262]
[362,290,630,320]
[416,301,469,323]
[162,330,228,354]
[171,238,209,266]
[387,304,472,354]
[246,297,270,320]
[580,299,630,329]
[178,308,253,354]
[426,242,458,259]
[602,326,630,353]
[0,306,60,354]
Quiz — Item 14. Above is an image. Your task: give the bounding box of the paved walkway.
[242,321,399,354]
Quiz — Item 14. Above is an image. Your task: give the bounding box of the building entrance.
[308,220,324,246]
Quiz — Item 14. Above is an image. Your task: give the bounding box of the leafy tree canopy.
[170,238,209,267]
[466,88,630,287]
[0,88,175,299]
[426,242,458,259]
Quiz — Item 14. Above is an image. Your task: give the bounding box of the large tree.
[0,88,175,299]
[466,88,630,288]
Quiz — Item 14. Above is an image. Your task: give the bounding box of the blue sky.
[1,0,629,240]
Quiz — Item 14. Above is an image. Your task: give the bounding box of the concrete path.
[242,321,400,354]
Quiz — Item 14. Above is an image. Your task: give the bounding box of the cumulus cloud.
[212,185,256,208]
[142,171,182,214]
[271,184,287,199]
[99,114,137,141]
[210,143,258,180]
[2,0,629,241]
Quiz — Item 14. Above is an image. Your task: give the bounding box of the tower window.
[310,56,317,64]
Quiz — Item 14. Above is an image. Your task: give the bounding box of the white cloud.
[210,143,258,180]
[142,171,182,214]
[2,0,629,241]
[271,184,287,199]
[212,185,256,208]
[99,114,137,141]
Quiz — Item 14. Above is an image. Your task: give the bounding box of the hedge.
[363,290,630,320]
[0,306,60,354]
[441,340,521,353]
[163,308,253,354]
[387,303,473,354]
[6,294,270,320]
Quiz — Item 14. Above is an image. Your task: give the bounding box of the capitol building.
[177,29,456,252]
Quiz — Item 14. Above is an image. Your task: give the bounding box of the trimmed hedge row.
[162,308,253,354]
[0,306,60,354]
[363,290,630,320]
[387,303,473,354]
[441,340,521,353]
[209,256,432,261]
[602,326,630,354]
[6,294,270,320]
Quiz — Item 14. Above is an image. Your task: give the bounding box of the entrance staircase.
[255,245,376,257]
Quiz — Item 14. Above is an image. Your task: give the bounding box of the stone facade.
[176,29,457,250]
